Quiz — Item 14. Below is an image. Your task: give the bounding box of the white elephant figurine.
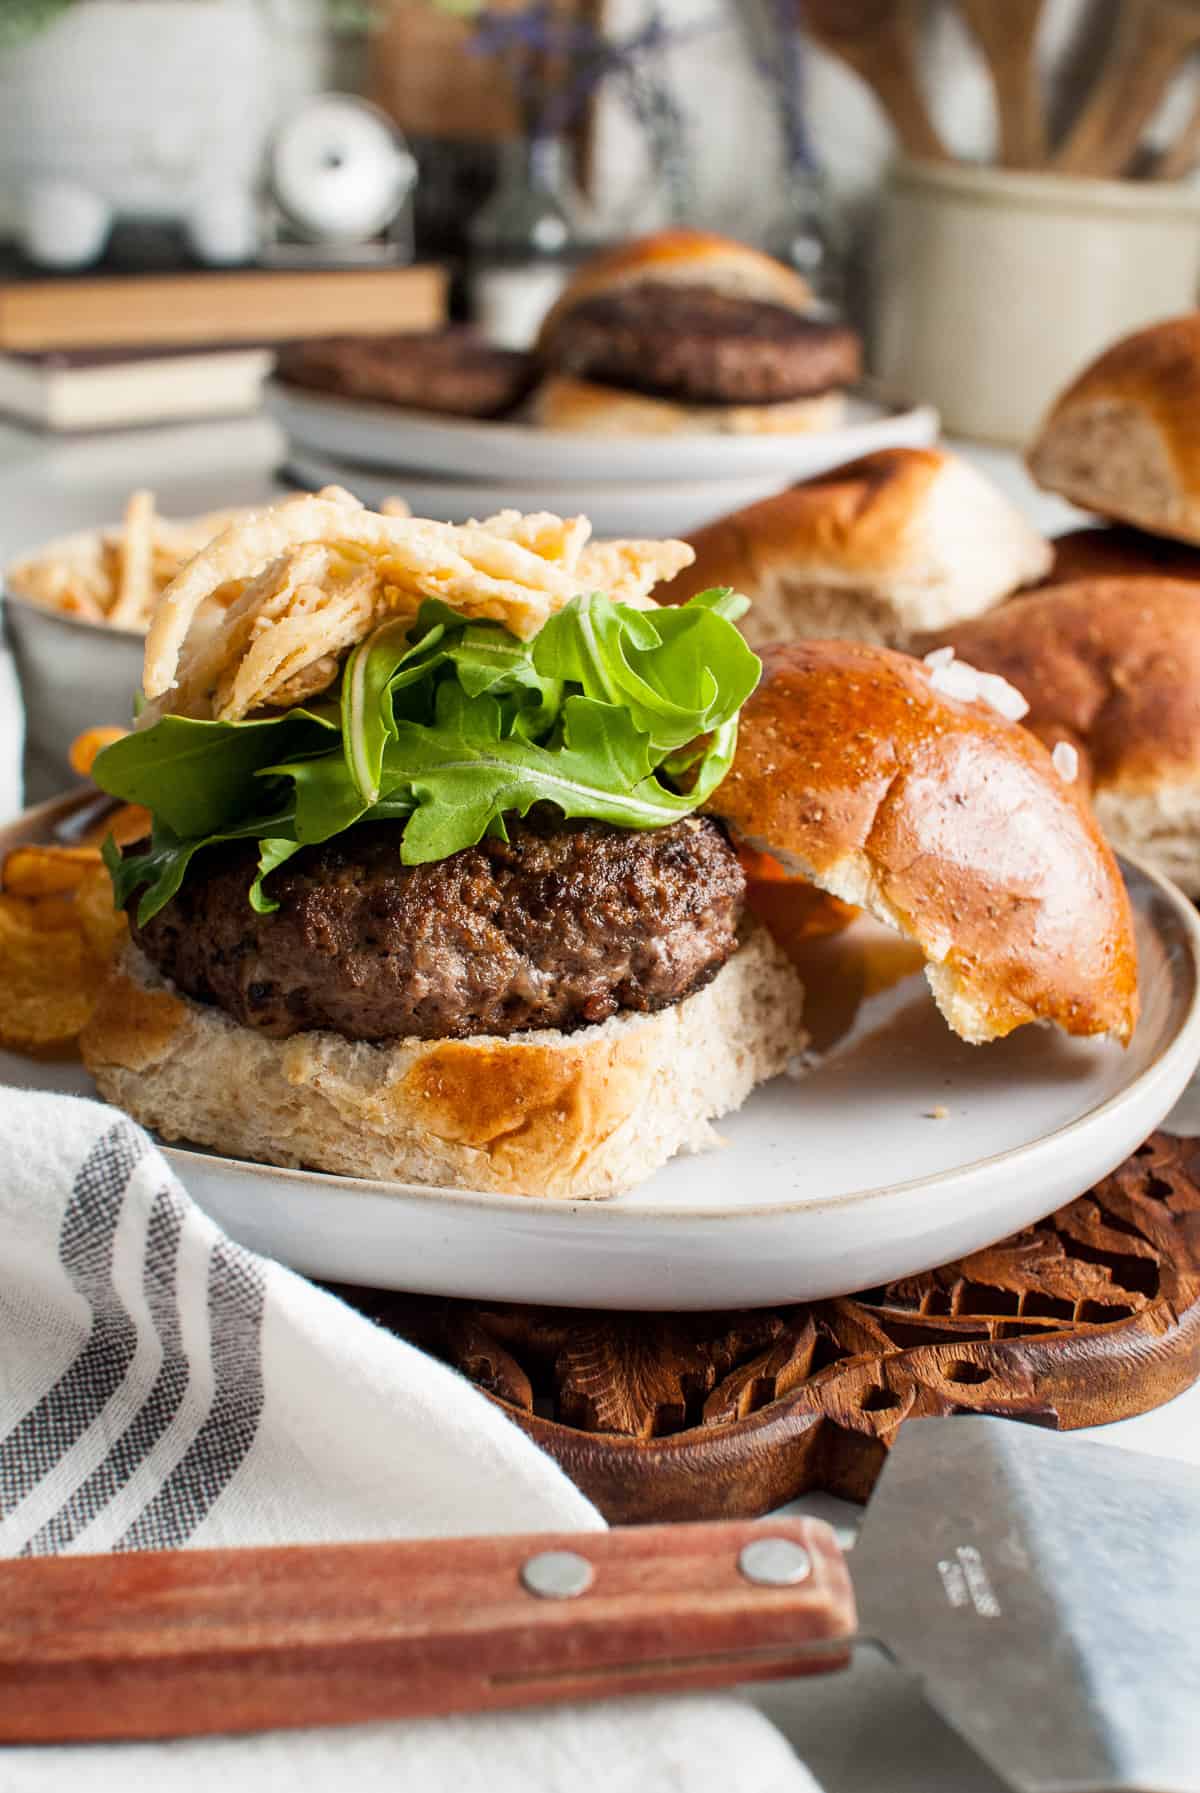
[0,1,285,268]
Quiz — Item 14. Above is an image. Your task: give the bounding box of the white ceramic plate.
[265,382,939,485]
[281,447,801,540]
[4,798,1199,1310]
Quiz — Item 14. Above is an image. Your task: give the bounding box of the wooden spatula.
[955,0,1047,166]
[800,0,951,162]
[1053,0,1200,176]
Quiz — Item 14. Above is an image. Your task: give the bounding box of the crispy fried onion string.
[141,491,694,723]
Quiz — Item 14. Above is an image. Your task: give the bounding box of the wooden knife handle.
[0,1518,855,1744]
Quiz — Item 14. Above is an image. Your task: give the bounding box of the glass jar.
[764,167,847,315]
[467,135,589,350]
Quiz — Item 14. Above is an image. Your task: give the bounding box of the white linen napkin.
[0,1084,816,1793]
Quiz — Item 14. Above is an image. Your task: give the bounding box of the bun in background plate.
[1029,314,1200,544]
[1044,524,1200,587]
[656,448,1051,648]
[936,577,1200,897]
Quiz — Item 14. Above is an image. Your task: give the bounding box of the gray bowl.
[3,589,144,797]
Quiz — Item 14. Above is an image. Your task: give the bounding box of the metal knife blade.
[851,1417,1200,1793]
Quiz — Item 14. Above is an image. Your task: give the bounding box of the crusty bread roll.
[1044,525,1200,588]
[1028,315,1200,545]
[936,577,1200,897]
[656,449,1052,648]
[536,230,813,350]
[527,374,846,438]
[708,640,1138,1046]
[81,928,806,1201]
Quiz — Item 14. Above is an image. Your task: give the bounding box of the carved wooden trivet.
[331,1134,1200,1522]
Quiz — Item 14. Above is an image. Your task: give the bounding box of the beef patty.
[129,810,745,1043]
[541,283,862,406]
[276,328,535,420]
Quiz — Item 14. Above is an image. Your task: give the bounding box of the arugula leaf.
[341,617,445,806]
[390,684,695,865]
[96,591,761,925]
[92,706,337,839]
[531,590,759,755]
[104,806,299,927]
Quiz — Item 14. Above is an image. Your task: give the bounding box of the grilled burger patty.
[541,283,862,406]
[276,329,535,420]
[128,810,746,1043]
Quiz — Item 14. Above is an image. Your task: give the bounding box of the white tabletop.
[0,411,1195,1791]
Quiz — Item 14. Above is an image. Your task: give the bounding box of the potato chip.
[69,726,128,779]
[0,895,94,1052]
[78,803,151,851]
[3,845,101,898]
[28,895,83,932]
[0,845,128,1056]
[75,861,129,965]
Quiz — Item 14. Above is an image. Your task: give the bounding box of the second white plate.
[281,447,803,539]
[267,382,939,486]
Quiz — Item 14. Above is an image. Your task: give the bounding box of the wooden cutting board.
[334,1133,1200,1520]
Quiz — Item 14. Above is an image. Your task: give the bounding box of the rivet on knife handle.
[0,1517,856,1744]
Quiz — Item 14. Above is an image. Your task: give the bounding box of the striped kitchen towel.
[0,1084,816,1793]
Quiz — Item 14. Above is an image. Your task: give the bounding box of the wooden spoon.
[955,0,1047,166]
[1149,87,1200,177]
[800,0,951,163]
[1053,0,1200,176]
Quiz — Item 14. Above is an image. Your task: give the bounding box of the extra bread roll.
[527,374,846,438]
[82,927,806,1201]
[656,449,1052,648]
[1029,315,1200,545]
[936,578,1200,896]
[708,640,1138,1046]
[1044,525,1200,588]
[537,229,814,345]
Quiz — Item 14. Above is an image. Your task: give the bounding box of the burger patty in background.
[128,810,746,1043]
[541,283,862,405]
[275,328,536,420]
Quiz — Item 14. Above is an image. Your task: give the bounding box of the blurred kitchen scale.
[261,93,417,264]
[3,1418,1198,1791]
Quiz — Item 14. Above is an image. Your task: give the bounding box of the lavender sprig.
[740,0,816,177]
[463,3,720,147]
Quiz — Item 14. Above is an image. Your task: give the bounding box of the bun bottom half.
[81,928,807,1201]
[529,374,846,437]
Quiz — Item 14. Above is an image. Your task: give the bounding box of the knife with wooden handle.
[4,1418,1199,1793]
[0,1517,853,1744]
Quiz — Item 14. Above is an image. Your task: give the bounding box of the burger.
[80,490,805,1200]
[81,489,1139,1201]
[530,229,862,437]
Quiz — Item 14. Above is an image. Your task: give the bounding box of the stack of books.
[0,263,447,432]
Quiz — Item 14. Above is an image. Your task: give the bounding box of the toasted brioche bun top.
[656,448,1050,635]
[935,577,1200,800]
[709,639,1138,1046]
[536,229,813,350]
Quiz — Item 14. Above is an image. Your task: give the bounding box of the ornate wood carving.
[334,1134,1200,1521]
